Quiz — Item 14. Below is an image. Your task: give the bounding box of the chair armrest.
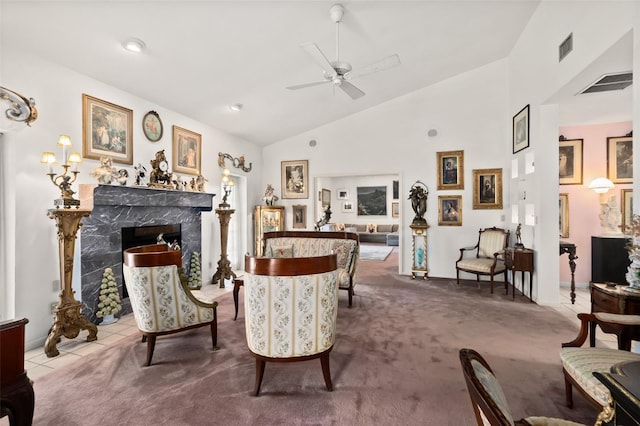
[457,245,478,261]
[493,249,505,259]
[562,313,596,348]
[179,279,218,310]
[594,312,640,326]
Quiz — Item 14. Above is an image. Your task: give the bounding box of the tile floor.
[19,282,622,383]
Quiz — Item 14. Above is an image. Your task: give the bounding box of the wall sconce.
[589,177,621,235]
[41,134,82,209]
[0,86,38,132]
[218,152,252,173]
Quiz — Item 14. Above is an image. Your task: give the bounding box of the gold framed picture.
[172,125,201,175]
[292,204,306,229]
[391,201,399,218]
[622,188,633,232]
[321,188,331,208]
[473,168,502,210]
[437,150,464,190]
[559,193,569,238]
[438,195,462,226]
[82,94,133,165]
[281,160,309,199]
[559,138,583,185]
[607,134,633,183]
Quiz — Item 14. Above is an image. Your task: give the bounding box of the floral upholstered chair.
[460,348,585,426]
[456,227,510,294]
[123,244,218,366]
[243,253,339,396]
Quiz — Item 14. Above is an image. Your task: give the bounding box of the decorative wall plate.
[142,110,163,142]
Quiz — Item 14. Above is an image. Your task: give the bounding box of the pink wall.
[559,121,632,286]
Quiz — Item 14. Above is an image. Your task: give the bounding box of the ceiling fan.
[286,4,401,100]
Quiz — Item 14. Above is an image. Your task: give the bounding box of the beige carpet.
[359,244,394,261]
[31,251,597,425]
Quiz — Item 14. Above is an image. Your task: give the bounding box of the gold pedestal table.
[211,208,237,288]
[44,209,97,357]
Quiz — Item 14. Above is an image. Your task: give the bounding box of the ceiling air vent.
[559,33,573,62]
[580,72,633,94]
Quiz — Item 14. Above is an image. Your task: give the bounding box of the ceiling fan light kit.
[286,3,400,100]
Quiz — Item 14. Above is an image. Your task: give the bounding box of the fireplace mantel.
[79,184,214,323]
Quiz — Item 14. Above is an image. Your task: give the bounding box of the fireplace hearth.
[79,184,214,323]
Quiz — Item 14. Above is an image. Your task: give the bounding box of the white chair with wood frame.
[456,227,510,294]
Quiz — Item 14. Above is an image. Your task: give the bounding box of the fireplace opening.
[121,224,182,297]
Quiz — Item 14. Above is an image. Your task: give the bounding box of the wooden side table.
[590,282,640,349]
[504,247,534,301]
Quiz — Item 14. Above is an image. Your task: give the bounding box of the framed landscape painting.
[357,186,387,216]
[82,94,133,165]
[438,195,462,226]
[473,168,503,210]
[559,138,583,185]
[512,104,530,154]
[437,150,464,190]
[172,125,201,175]
[281,160,309,199]
[607,134,633,183]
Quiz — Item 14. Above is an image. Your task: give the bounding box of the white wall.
[1,48,263,348]
[264,59,511,280]
[508,1,637,304]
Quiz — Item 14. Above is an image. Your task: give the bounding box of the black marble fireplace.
[79,185,214,323]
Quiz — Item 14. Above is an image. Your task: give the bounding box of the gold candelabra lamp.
[220,167,235,208]
[211,165,237,287]
[40,134,82,209]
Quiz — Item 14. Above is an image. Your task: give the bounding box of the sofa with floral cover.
[262,230,359,307]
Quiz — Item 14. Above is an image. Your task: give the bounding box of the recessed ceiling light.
[122,38,146,53]
[229,103,243,112]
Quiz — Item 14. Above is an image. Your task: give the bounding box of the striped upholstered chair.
[243,253,339,396]
[123,244,218,366]
[456,227,510,294]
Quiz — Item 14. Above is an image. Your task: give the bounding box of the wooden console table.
[590,282,640,349]
[0,318,34,425]
[560,241,578,304]
[504,247,534,301]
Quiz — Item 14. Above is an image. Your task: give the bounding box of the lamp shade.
[67,152,82,164]
[588,177,614,193]
[40,151,56,164]
[57,134,72,147]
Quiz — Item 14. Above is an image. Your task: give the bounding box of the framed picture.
[172,125,201,175]
[473,168,503,210]
[321,188,331,208]
[82,94,133,165]
[622,189,633,232]
[342,201,354,213]
[559,193,569,238]
[142,110,163,142]
[281,160,309,199]
[512,104,530,154]
[393,180,399,200]
[438,195,462,226]
[391,201,399,218]
[437,150,464,190]
[292,204,307,229]
[607,134,633,183]
[559,138,583,185]
[254,205,285,256]
[357,186,387,216]
[337,188,349,200]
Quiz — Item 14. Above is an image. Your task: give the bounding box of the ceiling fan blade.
[339,81,365,100]
[286,80,331,90]
[344,54,401,80]
[301,42,337,78]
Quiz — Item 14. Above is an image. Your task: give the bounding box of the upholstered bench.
[386,232,399,246]
[263,231,359,307]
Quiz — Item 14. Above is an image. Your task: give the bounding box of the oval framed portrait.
[142,110,163,142]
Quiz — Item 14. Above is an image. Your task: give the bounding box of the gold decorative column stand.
[44,209,98,357]
[410,224,429,280]
[211,208,236,288]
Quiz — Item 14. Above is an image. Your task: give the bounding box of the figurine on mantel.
[134,163,147,186]
[90,156,117,184]
[116,169,128,186]
[196,175,207,192]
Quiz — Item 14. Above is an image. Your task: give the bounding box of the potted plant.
[96,267,122,324]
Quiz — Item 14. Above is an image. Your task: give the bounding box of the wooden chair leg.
[145,335,157,367]
[564,374,574,408]
[210,319,218,351]
[253,359,266,396]
[320,353,333,392]
[490,276,494,294]
[141,335,147,343]
[456,269,460,286]
[348,287,353,308]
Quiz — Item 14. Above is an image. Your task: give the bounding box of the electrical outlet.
[52,279,59,291]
